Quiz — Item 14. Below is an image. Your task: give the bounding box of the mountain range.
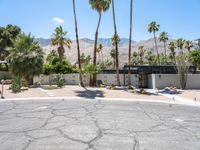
[36,38,198,65]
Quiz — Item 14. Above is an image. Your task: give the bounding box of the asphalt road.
[0,99,200,150]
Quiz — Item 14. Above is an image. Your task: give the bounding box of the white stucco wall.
[34,74,139,86]
[33,73,200,89]
[151,74,200,89]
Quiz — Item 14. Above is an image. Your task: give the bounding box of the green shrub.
[43,64,53,75]
[0,71,12,81]
[11,77,21,93]
[53,74,65,88]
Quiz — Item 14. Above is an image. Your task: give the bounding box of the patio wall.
[33,73,200,89]
[150,74,200,89]
[33,74,139,86]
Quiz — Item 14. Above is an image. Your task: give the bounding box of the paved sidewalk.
[1,85,170,102]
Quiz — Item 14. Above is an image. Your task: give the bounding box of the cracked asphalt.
[0,99,200,150]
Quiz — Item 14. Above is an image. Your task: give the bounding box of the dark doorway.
[138,74,148,88]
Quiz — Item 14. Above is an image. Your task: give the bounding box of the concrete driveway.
[0,99,200,150]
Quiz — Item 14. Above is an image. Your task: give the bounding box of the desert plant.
[11,77,21,93]
[53,74,65,88]
[176,54,189,89]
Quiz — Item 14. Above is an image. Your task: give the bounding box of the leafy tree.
[0,25,21,69]
[111,34,121,85]
[51,26,72,62]
[104,59,113,69]
[148,21,160,65]
[131,51,139,65]
[168,41,176,65]
[184,40,193,52]
[188,50,200,67]
[176,38,185,54]
[89,0,111,86]
[145,51,156,65]
[80,53,91,65]
[46,50,58,63]
[7,33,44,82]
[159,31,169,64]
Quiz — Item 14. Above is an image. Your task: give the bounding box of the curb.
[0,96,185,106]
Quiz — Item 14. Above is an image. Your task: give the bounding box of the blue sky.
[0,0,199,41]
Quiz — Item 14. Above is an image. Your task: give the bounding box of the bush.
[43,64,53,75]
[11,77,21,93]
[53,74,65,88]
[0,71,12,81]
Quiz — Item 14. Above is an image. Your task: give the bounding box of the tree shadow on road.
[74,88,105,99]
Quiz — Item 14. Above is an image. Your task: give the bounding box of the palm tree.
[83,64,98,86]
[159,31,169,64]
[168,41,176,64]
[110,48,116,69]
[176,38,185,54]
[72,0,83,87]
[128,0,133,88]
[184,40,193,52]
[7,33,44,83]
[138,46,146,65]
[51,26,72,62]
[89,0,111,86]
[111,0,120,86]
[111,34,121,85]
[148,21,160,65]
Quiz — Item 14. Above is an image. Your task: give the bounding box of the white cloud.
[51,17,64,24]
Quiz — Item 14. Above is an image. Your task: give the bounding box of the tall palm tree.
[148,21,160,65]
[159,31,169,64]
[72,0,84,87]
[176,38,185,54]
[168,41,176,64]
[51,26,72,62]
[89,0,111,86]
[184,40,193,52]
[111,0,120,86]
[128,0,133,88]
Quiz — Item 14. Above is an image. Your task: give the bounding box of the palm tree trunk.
[154,32,160,66]
[101,50,104,65]
[112,0,121,86]
[72,0,84,87]
[93,12,102,86]
[128,0,133,88]
[164,41,167,64]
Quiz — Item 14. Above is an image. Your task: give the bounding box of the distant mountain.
[35,38,51,47]
[37,37,198,66]
[36,37,135,47]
